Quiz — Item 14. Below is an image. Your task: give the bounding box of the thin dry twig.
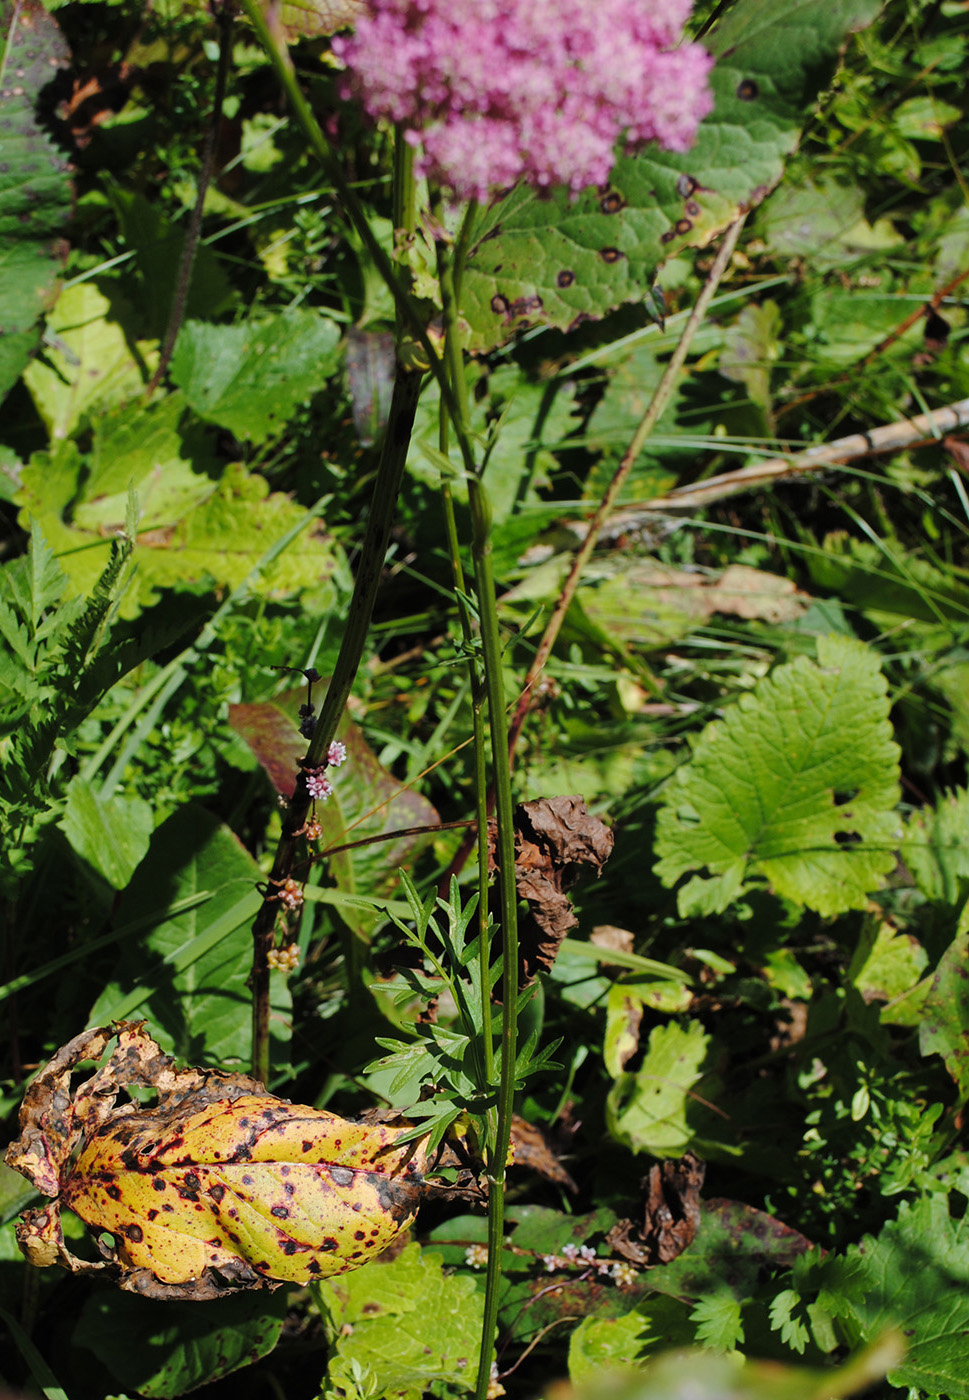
[593,395,969,525]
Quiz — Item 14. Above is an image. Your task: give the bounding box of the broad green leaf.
[758,177,903,267]
[606,1020,712,1157]
[75,1290,289,1399]
[22,283,156,439]
[170,309,341,444]
[278,0,362,40]
[0,0,73,402]
[604,981,692,1078]
[319,1243,484,1397]
[228,698,439,940]
[74,393,217,534]
[837,1193,969,1398]
[89,804,290,1066]
[919,918,969,1100]
[461,0,881,350]
[719,300,783,418]
[654,635,902,917]
[847,921,927,1005]
[59,777,153,890]
[16,448,337,615]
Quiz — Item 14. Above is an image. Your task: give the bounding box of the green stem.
[431,192,495,1082]
[469,474,519,1400]
[249,366,423,1084]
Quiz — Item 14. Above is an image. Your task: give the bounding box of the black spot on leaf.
[737,78,758,100]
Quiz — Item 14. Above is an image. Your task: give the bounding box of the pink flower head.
[333,0,714,203]
[305,770,334,801]
[327,740,348,767]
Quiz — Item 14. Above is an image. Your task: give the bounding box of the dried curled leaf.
[606,1152,705,1266]
[491,796,614,985]
[4,1024,426,1300]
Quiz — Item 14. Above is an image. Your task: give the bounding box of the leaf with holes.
[460,0,881,351]
[654,635,901,917]
[4,1023,427,1300]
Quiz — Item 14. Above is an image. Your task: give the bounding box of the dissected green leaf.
[461,0,881,350]
[903,788,969,905]
[75,1288,289,1399]
[654,635,901,917]
[319,1243,484,1398]
[89,804,290,1066]
[606,1020,712,1157]
[59,778,153,891]
[919,919,969,1100]
[0,0,73,402]
[836,1192,969,1397]
[569,1299,694,1384]
[170,309,341,444]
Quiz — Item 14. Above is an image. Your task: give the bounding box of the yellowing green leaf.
[23,284,157,439]
[67,1093,425,1286]
[5,1024,427,1299]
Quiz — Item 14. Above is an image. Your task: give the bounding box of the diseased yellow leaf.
[5,1024,426,1299]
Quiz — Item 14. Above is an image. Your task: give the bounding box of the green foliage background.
[2,0,969,1396]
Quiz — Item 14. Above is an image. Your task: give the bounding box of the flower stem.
[249,366,423,1084]
[468,472,519,1400]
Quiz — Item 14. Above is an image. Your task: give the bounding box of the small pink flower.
[305,770,334,801]
[333,0,713,203]
[327,740,348,768]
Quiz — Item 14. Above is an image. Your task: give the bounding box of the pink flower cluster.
[333,0,714,203]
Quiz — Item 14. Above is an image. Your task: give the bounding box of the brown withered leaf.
[509,1114,577,1192]
[4,1023,426,1300]
[606,1152,705,1266]
[491,796,614,985]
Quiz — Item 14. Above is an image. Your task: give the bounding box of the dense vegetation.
[2,0,969,1397]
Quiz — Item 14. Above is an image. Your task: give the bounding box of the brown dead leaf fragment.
[490,796,614,985]
[4,1023,426,1300]
[607,1152,705,1266]
[509,1114,578,1192]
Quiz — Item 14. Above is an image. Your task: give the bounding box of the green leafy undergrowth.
[88,804,291,1067]
[74,1287,290,1400]
[655,634,901,916]
[315,1243,485,1400]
